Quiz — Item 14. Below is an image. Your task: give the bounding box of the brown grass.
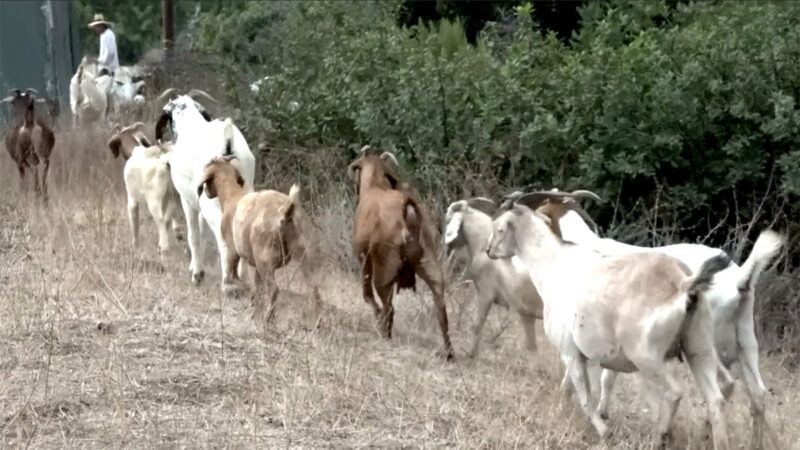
[1,128,799,448]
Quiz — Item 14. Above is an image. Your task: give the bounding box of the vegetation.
[193,2,798,240]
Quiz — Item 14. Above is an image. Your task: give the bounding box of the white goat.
[514,190,783,448]
[70,57,146,126]
[444,198,543,357]
[123,142,182,255]
[486,203,732,449]
[155,89,255,289]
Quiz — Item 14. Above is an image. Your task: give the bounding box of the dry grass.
[1,129,799,449]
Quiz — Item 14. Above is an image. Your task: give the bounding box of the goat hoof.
[192,271,205,285]
[222,283,244,298]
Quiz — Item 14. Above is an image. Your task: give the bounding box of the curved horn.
[570,205,600,234]
[187,88,219,104]
[111,123,121,133]
[131,122,147,132]
[569,189,603,203]
[379,151,399,168]
[513,192,554,210]
[156,87,178,103]
[2,89,21,102]
[466,197,497,215]
[155,112,173,141]
[24,88,39,96]
[499,190,524,210]
[359,145,375,155]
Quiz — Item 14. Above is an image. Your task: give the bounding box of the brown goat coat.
[107,122,152,160]
[199,159,314,317]
[351,154,453,358]
[3,92,56,197]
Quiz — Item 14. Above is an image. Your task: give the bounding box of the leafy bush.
[193,2,798,241]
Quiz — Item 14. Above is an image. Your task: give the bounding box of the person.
[88,14,119,77]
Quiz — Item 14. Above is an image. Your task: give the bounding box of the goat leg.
[468,291,494,358]
[415,257,453,360]
[359,255,381,317]
[375,282,395,339]
[40,157,50,201]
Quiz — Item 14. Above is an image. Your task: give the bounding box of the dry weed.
[0,128,798,448]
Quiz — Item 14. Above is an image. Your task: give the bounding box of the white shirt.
[98,28,119,72]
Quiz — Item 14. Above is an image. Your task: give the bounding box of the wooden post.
[162,0,174,52]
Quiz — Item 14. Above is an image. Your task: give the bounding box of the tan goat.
[198,156,318,319]
[350,151,453,359]
[107,122,151,160]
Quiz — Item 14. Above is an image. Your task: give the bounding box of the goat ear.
[197,174,217,199]
[155,112,172,141]
[348,160,362,184]
[107,135,121,158]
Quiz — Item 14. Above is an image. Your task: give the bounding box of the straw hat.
[87,13,113,28]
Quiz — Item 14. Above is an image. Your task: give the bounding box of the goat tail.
[223,117,234,156]
[736,230,783,292]
[287,184,300,206]
[685,253,732,312]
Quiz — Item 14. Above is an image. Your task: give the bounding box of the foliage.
[191,1,800,252]
[75,0,211,64]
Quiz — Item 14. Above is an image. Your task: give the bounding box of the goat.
[70,57,148,127]
[350,151,453,359]
[107,122,152,160]
[123,141,182,255]
[2,89,56,198]
[444,198,543,357]
[516,189,783,448]
[486,202,732,449]
[155,89,255,290]
[197,157,319,319]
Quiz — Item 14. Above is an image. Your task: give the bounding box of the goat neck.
[511,208,565,288]
[461,209,493,260]
[358,162,391,194]
[171,99,210,135]
[213,175,248,214]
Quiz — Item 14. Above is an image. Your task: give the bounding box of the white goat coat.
[123,145,179,253]
[166,96,255,285]
[444,203,543,356]
[556,207,781,447]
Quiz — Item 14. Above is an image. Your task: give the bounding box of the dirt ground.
[1,129,798,449]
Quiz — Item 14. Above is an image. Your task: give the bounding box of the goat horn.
[156,87,178,103]
[3,89,22,101]
[466,197,497,215]
[499,190,524,210]
[379,151,399,168]
[360,145,373,154]
[569,189,603,203]
[571,205,601,234]
[24,88,39,96]
[513,192,554,210]
[111,123,121,133]
[187,88,219,104]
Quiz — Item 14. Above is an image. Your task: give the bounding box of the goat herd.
[2,88,788,449]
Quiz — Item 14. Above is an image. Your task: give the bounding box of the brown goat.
[107,122,152,160]
[198,157,319,320]
[2,89,56,198]
[350,152,453,359]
